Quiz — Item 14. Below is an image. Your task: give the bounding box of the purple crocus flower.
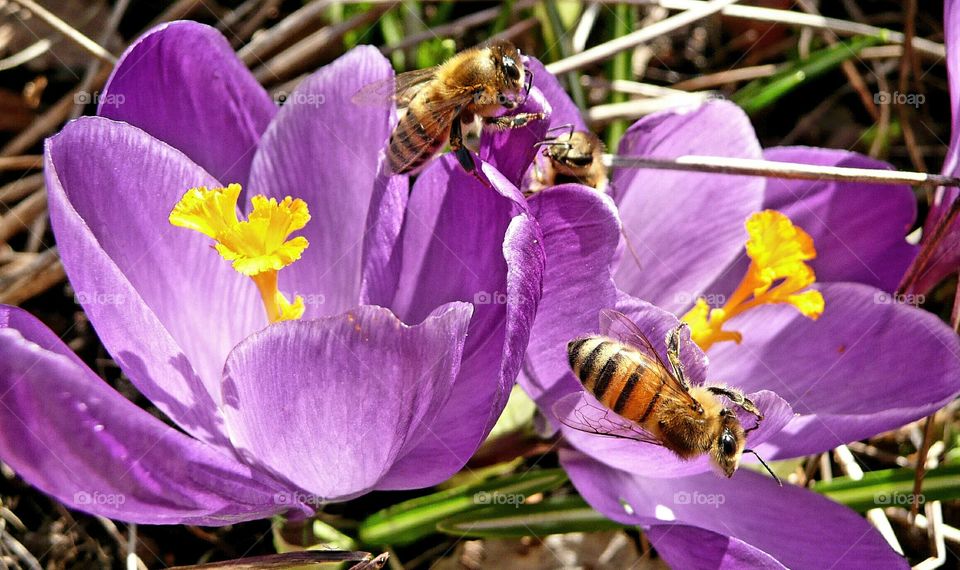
[901,0,960,296]
[0,22,544,524]
[500,64,960,567]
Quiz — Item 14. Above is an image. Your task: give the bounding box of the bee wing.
[351,67,439,108]
[553,392,663,446]
[598,309,701,406]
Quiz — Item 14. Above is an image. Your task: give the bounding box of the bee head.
[489,40,528,108]
[712,410,746,478]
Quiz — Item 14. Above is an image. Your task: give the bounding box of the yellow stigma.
[682,210,824,351]
[170,184,310,323]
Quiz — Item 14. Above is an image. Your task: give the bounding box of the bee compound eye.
[720,433,737,456]
[503,57,521,81]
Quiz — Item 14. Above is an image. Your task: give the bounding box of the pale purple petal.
[45,117,263,448]
[221,303,472,500]
[612,100,765,313]
[519,185,620,412]
[707,283,960,459]
[556,298,792,477]
[360,169,409,307]
[0,306,305,525]
[248,46,395,317]
[479,85,551,187]
[562,450,908,568]
[99,21,275,188]
[647,526,785,569]
[381,161,544,486]
[762,147,915,292]
[527,57,586,132]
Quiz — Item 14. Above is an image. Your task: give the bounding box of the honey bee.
[560,309,779,482]
[529,127,607,193]
[354,40,544,175]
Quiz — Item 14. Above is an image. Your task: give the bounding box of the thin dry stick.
[0,156,42,171]
[546,0,739,75]
[488,17,539,45]
[911,416,937,522]
[252,5,392,84]
[379,0,538,55]
[834,445,904,556]
[238,0,333,65]
[898,0,927,174]
[586,95,714,123]
[795,0,879,122]
[232,0,284,46]
[0,172,43,204]
[1,65,112,157]
[603,154,960,187]
[0,190,47,244]
[622,0,944,59]
[0,253,64,305]
[671,64,779,91]
[8,0,116,64]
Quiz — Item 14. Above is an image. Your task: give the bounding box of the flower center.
[681,210,824,351]
[169,184,310,323]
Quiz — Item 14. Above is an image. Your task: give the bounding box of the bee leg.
[449,112,476,173]
[665,323,690,390]
[483,112,546,131]
[706,386,764,426]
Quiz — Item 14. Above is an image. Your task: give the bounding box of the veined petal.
[99,21,275,189]
[0,306,305,525]
[248,46,395,318]
[379,158,544,487]
[519,184,621,419]
[707,283,960,459]
[562,450,908,569]
[613,100,765,313]
[221,304,472,500]
[45,117,264,448]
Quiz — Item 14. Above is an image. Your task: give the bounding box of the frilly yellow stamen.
[170,184,310,323]
[682,210,825,351]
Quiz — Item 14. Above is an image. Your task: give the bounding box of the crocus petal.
[647,526,785,569]
[248,46,395,317]
[0,306,304,525]
[707,282,960,459]
[519,184,620,413]
[45,117,263,448]
[562,450,908,569]
[741,147,914,293]
[99,21,275,189]
[479,85,551,187]
[527,57,586,132]
[382,158,544,486]
[612,100,765,313]
[221,303,472,500]
[556,297,792,477]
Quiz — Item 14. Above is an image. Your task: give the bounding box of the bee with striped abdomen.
[561,309,778,482]
[354,40,544,175]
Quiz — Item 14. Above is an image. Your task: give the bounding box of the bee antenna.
[745,449,782,487]
[523,69,534,100]
[545,124,575,137]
